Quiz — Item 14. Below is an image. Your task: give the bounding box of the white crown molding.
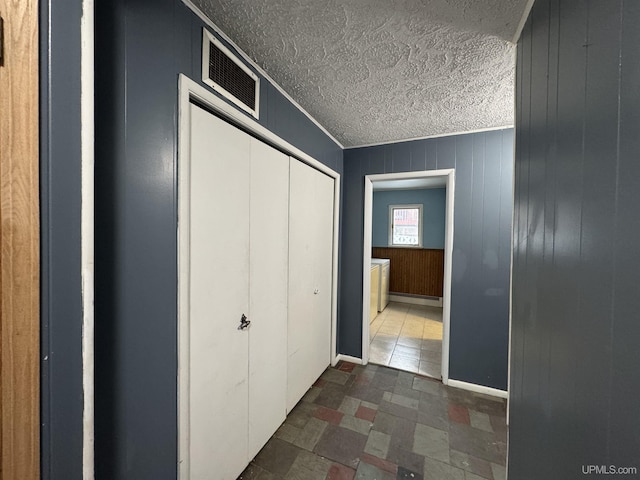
[345,125,514,150]
[512,0,536,43]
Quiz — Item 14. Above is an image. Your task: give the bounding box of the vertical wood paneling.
[509,17,527,472]
[511,0,640,477]
[393,142,411,172]
[526,2,554,473]
[338,154,364,355]
[372,247,444,297]
[576,1,621,462]
[0,0,40,477]
[343,127,513,390]
[40,0,85,476]
[425,141,437,171]
[610,0,640,465]
[409,141,426,171]
[469,135,485,308]
[369,148,385,175]
[538,0,559,419]
[522,13,539,422]
[448,134,473,375]
[481,133,507,380]
[93,3,343,477]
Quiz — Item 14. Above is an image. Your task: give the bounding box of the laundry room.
[368,184,447,378]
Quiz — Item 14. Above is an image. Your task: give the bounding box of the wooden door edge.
[0,0,41,478]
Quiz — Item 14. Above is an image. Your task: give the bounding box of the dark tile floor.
[238,362,507,480]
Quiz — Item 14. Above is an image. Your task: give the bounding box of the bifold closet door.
[287,159,335,411]
[248,139,289,459]
[186,104,289,479]
[188,104,250,479]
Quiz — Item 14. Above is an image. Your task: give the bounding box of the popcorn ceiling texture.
[192,0,527,147]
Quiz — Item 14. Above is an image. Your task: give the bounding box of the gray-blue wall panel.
[372,189,446,249]
[341,129,513,390]
[510,0,640,477]
[95,1,342,478]
[612,2,640,463]
[40,1,84,478]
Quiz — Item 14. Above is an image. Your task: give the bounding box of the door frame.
[362,170,455,384]
[176,74,341,479]
[0,0,40,476]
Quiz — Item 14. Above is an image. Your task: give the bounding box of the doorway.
[361,170,455,384]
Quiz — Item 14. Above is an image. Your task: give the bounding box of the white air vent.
[202,29,260,119]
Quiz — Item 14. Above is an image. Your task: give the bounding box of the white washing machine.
[371,258,390,312]
[370,264,380,323]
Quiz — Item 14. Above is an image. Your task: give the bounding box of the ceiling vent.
[202,28,260,119]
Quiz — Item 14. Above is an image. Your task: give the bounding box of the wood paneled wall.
[372,247,444,297]
[510,1,640,477]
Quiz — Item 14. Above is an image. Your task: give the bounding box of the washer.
[371,258,390,312]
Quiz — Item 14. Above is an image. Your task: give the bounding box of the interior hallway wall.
[341,129,514,390]
[94,1,342,478]
[509,1,640,477]
[39,1,84,478]
[372,188,446,249]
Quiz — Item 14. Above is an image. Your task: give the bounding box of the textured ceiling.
[192,0,529,147]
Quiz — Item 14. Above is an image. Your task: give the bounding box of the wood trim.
[0,0,40,478]
[372,247,444,297]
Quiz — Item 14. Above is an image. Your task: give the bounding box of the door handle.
[238,313,250,330]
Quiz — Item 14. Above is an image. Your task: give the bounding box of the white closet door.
[188,104,250,480]
[248,139,289,459]
[287,159,335,411]
[311,168,335,363]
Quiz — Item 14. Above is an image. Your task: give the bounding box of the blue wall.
[50,1,514,477]
[341,129,513,390]
[40,1,84,478]
[509,1,640,477]
[94,1,342,478]
[372,188,446,248]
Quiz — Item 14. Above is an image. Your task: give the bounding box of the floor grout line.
[240,360,508,480]
[370,302,444,378]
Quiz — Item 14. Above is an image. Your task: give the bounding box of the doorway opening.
[362,170,455,384]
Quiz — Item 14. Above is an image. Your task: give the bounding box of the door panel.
[248,139,289,459]
[312,169,335,373]
[287,160,334,410]
[185,103,336,476]
[0,0,40,477]
[189,105,250,479]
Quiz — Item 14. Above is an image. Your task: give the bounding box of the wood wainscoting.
[372,247,444,298]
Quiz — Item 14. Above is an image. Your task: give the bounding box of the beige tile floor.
[369,301,443,379]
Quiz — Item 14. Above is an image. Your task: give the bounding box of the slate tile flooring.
[238,362,507,480]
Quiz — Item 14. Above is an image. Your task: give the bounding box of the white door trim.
[177,74,341,478]
[362,169,455,385]
[81,0,96,477]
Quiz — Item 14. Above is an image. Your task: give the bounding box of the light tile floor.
[370,302,443,379]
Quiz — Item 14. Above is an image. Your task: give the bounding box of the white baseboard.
[447,379,508,399]
[334,354,363,365]
[389,294,443,308]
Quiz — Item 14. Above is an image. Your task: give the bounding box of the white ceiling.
[191,0,530,148]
